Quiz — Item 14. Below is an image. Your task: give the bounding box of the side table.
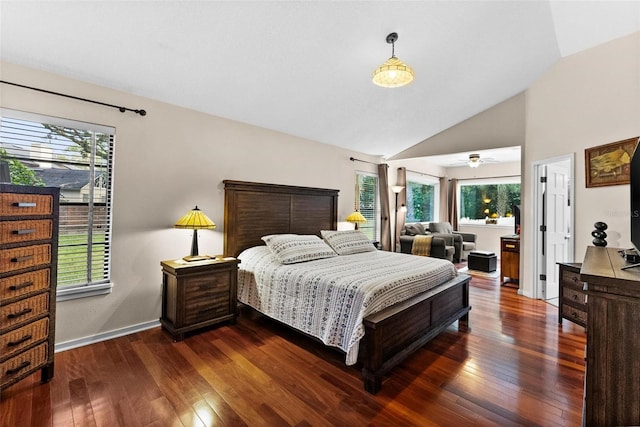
[160,257,240,341]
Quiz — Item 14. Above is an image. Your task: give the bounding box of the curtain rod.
[406,168,441,179]
[349,156,378,165]
[450,174,521,181]
[0,80,147,116]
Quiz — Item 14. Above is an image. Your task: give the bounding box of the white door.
[543,162,571,300]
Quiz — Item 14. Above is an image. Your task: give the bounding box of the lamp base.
[182,255,211,262]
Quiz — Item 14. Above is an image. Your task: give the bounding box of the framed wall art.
[585,137,639,188]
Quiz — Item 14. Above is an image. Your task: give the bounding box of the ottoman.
[468,250,497,272]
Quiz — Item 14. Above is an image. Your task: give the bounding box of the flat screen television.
[631,138,640,255]
[513,204,521,235]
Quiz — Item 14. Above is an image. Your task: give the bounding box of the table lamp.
[345,210,367,230]
[173,206,216,261]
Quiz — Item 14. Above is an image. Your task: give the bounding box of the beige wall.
[521,31,640,297]
[0,61,380,346]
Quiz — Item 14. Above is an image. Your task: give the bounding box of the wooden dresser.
[500,235,520,285]
[581,246,640,426]
[160,257,240,341]
[0,184,59,389]
[557,262,587,328]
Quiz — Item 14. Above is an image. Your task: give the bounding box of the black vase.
[592,222,608,247]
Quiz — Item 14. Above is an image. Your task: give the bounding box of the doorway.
[532,155,575,302]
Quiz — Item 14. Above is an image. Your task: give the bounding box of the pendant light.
[372,32,414,88]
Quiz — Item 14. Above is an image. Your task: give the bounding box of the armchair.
[428,222,477,262]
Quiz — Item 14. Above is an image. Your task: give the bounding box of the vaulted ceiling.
[1,1,639,159]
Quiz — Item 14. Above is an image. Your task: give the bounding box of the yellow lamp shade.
[174,206,216,230]
[345,211,367,223]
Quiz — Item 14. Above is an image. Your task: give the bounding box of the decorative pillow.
[261,234,337,264]
[404,223,426,236]
[320,230,377,255]
[429,222,453,234]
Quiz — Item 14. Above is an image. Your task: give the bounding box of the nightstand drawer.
[0,269,50,304]
[561,303,587,325]
[184,271,231,301]
[1,342,48,388]
[0,293,49,331]
[0,193,53,217]
[562,286,587,306]
[184,295,231,325]
[0,220,53,244]
[501,239,519,252]
[0,244,51,273]
[0,318,49,360]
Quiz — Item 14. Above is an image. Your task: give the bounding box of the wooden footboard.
[359,273,471,394]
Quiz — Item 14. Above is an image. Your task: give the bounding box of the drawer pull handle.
[6,361,31,376]
[506,244,515,249]
[572,276,578,283]
[10,255,34,263]
[7,308,33,319]
[12,202,37,208]
[7,334,33,347]
[12,229,36,235]
[572,312,578,318]
[573,294,578,300]
[8,281,34,291]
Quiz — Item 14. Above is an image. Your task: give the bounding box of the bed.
[223,180,471,394]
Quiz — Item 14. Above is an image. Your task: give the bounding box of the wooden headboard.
[223,180,339,257]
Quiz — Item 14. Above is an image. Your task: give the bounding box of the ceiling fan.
[449,153,499,168]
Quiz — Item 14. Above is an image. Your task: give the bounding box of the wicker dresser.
[0,184,59,389]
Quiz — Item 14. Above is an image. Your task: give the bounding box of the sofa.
[400,222,477,263]
[399,223,456,262]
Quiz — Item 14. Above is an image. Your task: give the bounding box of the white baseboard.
[55,320,161,353]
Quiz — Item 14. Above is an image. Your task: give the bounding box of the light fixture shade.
[391,185,405,194]
[174,206,216,230]
[345,211,367,223]
[468,154,481,168]
[372,56,415,88]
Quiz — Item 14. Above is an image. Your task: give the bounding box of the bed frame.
[223,180,471,394]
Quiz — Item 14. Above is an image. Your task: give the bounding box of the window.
[1,109,114,300]
[458,177,521,226]
[356,171,379,241]
[406,173,439,222]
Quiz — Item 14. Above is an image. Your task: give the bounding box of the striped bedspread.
[237,246,457,365]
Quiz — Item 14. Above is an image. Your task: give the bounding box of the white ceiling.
[1,1,639,159]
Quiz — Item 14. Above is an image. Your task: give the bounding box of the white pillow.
[261,234,337,264]
[320,230,377,255]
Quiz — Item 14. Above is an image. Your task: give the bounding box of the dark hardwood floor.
[1,268,586,427]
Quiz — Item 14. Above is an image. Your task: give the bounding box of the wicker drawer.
[0,193,53,217]
[1,342,48,388]
[0,220,53,244]
[561,304,587,325]
[562,285,587,306]
[0,318,49,360]
[0,293,49,331]
[0,269,50,304]
[0,244,51,273]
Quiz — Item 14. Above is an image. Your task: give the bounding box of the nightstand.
[160,257,240,341]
